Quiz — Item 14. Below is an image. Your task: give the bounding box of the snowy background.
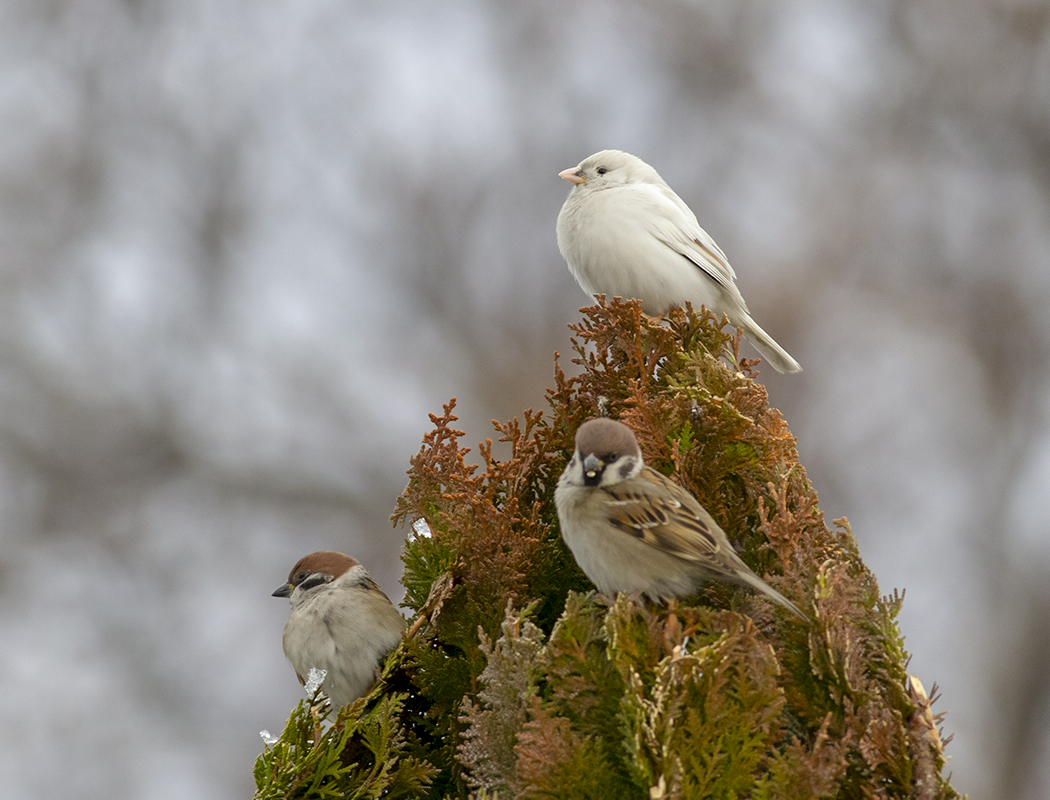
[1,1,1048,798]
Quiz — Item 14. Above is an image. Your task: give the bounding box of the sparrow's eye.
[606,452,618,461]
[294,570,309,584]
[596,166,608,175]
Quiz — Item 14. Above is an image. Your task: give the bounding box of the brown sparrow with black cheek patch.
[554,418,807,620]
[272,551,406,708]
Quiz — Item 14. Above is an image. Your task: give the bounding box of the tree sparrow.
[556,149,801,374]
[272,551,406,708]
[554,418,807,620]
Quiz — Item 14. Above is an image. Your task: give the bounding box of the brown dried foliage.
[384,298,958,799]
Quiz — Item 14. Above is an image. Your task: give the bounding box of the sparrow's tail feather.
[736,314,802,374]
[737,569,810,623]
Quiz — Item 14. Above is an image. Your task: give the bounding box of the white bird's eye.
[596,167,608,175]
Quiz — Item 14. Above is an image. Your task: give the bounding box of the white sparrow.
[272,551,406,708]
[554,418,807,620]
[556,150,801,374]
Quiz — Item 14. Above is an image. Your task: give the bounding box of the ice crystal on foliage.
[303,667,327,696]
[411,517,432,539]
[259,730,278,746]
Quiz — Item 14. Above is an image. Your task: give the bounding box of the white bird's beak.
[559,167,585,185]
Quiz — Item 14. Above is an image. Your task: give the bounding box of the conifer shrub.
[254,298,958,799]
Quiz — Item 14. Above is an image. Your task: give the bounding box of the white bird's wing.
[652,217,741,293]
[635,182,742,299]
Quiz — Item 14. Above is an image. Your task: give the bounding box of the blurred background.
[0,1,1046,797]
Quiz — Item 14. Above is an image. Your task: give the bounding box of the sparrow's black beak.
[583,453,603,486]
[272,583,293,598]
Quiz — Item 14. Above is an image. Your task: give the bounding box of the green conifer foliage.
[255,299,959,799]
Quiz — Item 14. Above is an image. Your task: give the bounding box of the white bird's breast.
[557,184,726,316]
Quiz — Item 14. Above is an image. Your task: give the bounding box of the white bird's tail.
[737,314,802,374]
